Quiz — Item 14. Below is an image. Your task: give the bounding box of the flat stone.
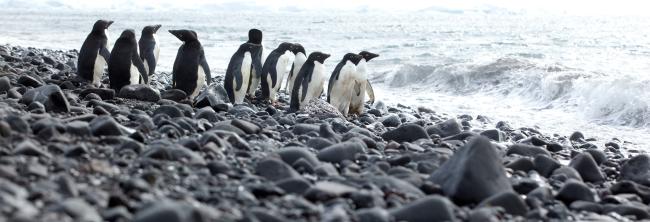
[118,84,160,102]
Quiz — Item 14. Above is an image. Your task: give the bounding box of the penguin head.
[169,30,198,42]
[247,29,263,45]
[119,29,137,40]
[291,43,306,55]
[277,42,294,52]
[240,42,262,54]
[359,51,379,61]
[308,52,330,64]
[142,24,162,35]
[344,53,364,65]
[92,20,113,33]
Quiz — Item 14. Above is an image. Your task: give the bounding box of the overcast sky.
[0,0,648,15]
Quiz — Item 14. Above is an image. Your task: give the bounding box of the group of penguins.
[76,20,379,116]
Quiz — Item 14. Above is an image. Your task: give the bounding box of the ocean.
[1,9,650,149]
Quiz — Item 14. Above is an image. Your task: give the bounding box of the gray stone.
[118,84,161,102]
[20,84,70,112]
[390,195,457,222]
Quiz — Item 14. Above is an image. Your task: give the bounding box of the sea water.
[1,9,650,150]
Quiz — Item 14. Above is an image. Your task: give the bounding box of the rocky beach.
[0,44,649,222]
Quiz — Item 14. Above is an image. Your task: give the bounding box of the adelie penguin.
[138,24,162,77]
[348,51,379,115]
[327,53,363,116]
[225,43,263,104]
[260,42,295,104]
[245,29,264,98]
[290,52,330,111]
[169,30,211,100]
[286,43,306,96]
[77,20,113,87]
[107,29,148,92]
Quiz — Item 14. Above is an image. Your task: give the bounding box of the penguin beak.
[107,21,114,27]
[368,53,379,60]
[323,54,331,59]
[169,30,180,38]
[154,24,162,32]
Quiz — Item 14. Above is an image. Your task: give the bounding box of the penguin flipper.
[200,54,211,85]
[226,57,243,91]
[132,53,148,84]
[354,81,362,96]
[99,46,111,62]
[300,74,310,102]
[366,79,375,105]
[143,47,157,75]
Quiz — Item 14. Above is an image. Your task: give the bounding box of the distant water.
[2,9,650,150]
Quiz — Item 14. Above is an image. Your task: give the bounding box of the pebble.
[390,195,457,222]
[620,154,650,186]
[426,119,462,137]
[569,152,605,183]
[556,180,596,204]
[20,84,70,112]
[478,191,528,216]
[430,136,512,204]
[317,141,366,164]
[80,88,115,100]
[381,124,430,143]
[161,89,187,102]
[118,84,161,102]
[255,157,301,182]
[506,144,551,157]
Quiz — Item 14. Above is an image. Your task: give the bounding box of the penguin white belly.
[191,65,206,99]
[270,53,292,101]
[129,64,140,85]
[235,52,252,104]
[302,62,326,107]
[93,52,106,86]
[349,61,369,114]
[143,62,149,76]
[329,62,357,116]
[153,34,160,63]
[287,53,306,94]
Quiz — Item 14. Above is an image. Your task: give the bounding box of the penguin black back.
[327,53,363,102]
[170,30,211,97]
[260,42,294,99]
[290,52,330,112]
[139,24,162,76]
[77,20,113,83]
[224,42,263,103]
[107,29,147,91]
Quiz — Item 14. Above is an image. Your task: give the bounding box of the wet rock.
[300,99,344,119]
[610,181,650,204]
[132,200,206,222]
[304,181,356,202]
[382,124,429,143]
[426,119,462,137]
[556,180,596,204]
[307,137,334,150]
[5,115,31,134]
[317,140,366,164]
[570,201,602,213]
[569,131,585,142]
[356,208,391,222]
[620,154,650,186]
[194,107,220,122]
[276,177,312,195]
[255,157,300,182]
[534,155,561,178]
[506,144,551,157]
[231,119,261,134]
[17,74,43,87]
[14,140,50,158]
[141,141,205,165]
[0,76,10,92]
[80,88,115,100]
[379,114,401,127]
[277,146,320,166]
[569,152,605,183]
[90,116,129,137]
[602,204,650,219]
[154,105,183,118]
[228,105,255,116]
[478,191,528,216]
[161,89,187,102]
[66,121,91,137]
[584,149,606,165]
[390,195,456,222]
[118,84,160,102]
[506,158,535,172]
[20,84,70,112]
[293,123,319,135]
[480,129,503,142]
[552,166,584,182]
[194,84,229,108]
[430,136,512,204]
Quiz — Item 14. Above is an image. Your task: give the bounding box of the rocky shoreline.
[0,44,648,221]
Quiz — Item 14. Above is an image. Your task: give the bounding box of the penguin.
[289,52,330,111]
[107,29,148,92]
[245,29,264,98]
[169,30,211,100]
[286,43,306,96]
[326,53,363,116]
[77,20,113,87]
[138,24,162,77]
[224,42,263,104]
[348,51,379,115]
[260,42,295,103]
